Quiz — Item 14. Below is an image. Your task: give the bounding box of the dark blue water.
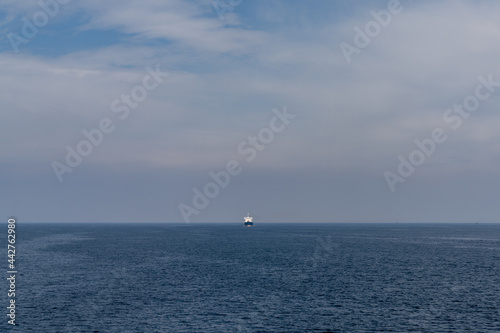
[2,223,500,332]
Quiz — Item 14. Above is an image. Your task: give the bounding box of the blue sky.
[2,0,500,222]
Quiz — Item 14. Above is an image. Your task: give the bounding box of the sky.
[2,0,500,223]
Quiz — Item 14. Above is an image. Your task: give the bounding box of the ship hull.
[244,222,253,227]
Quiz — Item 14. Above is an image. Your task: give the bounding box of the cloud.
[75,0,267,53]
[3,0,500,172]
[3,0,500,221]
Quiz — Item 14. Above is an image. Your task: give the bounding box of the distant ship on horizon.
[244,213,253,227]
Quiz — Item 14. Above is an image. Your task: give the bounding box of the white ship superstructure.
[244,213,253,227]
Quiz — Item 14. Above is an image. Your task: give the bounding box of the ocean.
[2,223,500,332]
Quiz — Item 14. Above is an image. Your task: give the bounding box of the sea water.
[1,223,499,332]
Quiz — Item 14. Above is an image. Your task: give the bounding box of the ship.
[244,213,253,227]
